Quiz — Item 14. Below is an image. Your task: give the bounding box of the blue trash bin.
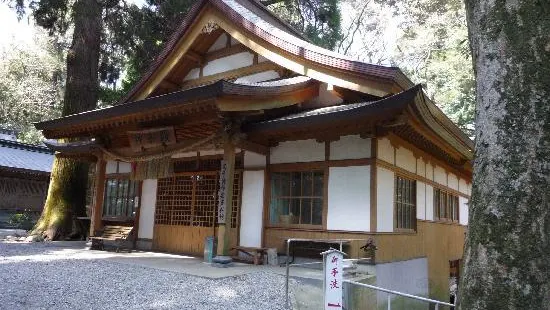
[204,236,217,263]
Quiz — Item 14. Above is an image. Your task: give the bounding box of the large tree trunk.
[32,0,102,240]
[459,1,550,309]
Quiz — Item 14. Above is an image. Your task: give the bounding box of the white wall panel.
[183,68,200,81]
[270,139,324,164]
[377,137,394,164]
[416,181,426,220]
[327,166,370,231]
[459,196,469,225]
[434,165,447,186]
[239,171,265,247]
[458,178,469,195]
[417,158,426,177]
[138,179,157,239]
[376,167,395,232]
[330,135,371,160]
[203,52,254,76]
[234,70,279,83]
[425,185,434,221]
[448,173,459,191]
[244,151,266,168]
[106,161,131,174]
[207,33,227,52]
[426,162,434,181]
[395,146,416,173]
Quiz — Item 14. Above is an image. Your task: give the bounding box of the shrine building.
[36,0,473,301]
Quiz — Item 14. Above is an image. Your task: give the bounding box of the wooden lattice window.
[269,171,324,227]
[395,176,416,230]
[103,178,140,219]
[434,188,459,222]
[155,172,241,228]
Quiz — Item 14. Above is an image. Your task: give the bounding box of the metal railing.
[344,280,456,310]
[282,238,455,309]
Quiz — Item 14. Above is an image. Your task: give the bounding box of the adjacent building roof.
[0,139,54,174]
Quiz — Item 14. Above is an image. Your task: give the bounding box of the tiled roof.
[0,140,54,173]
[120,0,412,103]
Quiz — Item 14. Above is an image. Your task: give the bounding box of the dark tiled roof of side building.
[0,139,54,173]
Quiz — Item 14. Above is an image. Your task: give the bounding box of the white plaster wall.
[171,151,198,159]
[138,179,157,239]
[434,165,447,186]
[416,181,426,220]
[270,139,324,164]
[106,161,131,174]
[448,173,459,191]
[202,52,254,76]
[425,185,434,221]
[244,151,266,168]
[308,83,343,106]
[377,137,395,164]
[459,196,469,226]
[376,167,395,232]
[417,158,426,177]
[207,34,227,52]
[200,149,224,156]
[183,68,200,81]
[327,166,370,231]
[234,70,279,83]
[395,146,416,173]
[239,170,265,248]
[458,178,469,195]
[106,161,118,174]
[426,162,434,181]
[375,258,429,303]
[330,135,371,160]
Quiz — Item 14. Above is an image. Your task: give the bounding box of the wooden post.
[216,140,236,256]
[90,158,106,237]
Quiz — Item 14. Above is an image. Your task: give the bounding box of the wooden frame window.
[103,178,140,219]
[434,188,459,222]
[269,170,324,227]
[395,175,416,230]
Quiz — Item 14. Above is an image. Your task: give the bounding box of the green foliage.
[263,0,343,50]
[339,0,475,136]
[9,211,38,230]
[0,31,64,144]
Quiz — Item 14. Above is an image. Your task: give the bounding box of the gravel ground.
[0,242,292,310]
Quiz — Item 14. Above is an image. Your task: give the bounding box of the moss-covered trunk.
[32,0,102,240]
[459,0,550,308]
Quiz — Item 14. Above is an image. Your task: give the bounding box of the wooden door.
[153,171,242,256]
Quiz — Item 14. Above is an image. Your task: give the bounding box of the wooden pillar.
[216,141,236,256]
[90,158,106,237]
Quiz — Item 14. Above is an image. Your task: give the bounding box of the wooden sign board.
[217,160,228,224]
[127,127,176,152]
[323,249,344,309]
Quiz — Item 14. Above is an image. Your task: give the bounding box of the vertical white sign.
[217,160,228,223]
[323,250,344,309]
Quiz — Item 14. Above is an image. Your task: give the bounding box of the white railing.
[343,280,456,310]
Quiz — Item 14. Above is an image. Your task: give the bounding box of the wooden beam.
[183,50,204,65]
[181,62,279,89]
[236,139,269,155]
[90,158,106,236]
